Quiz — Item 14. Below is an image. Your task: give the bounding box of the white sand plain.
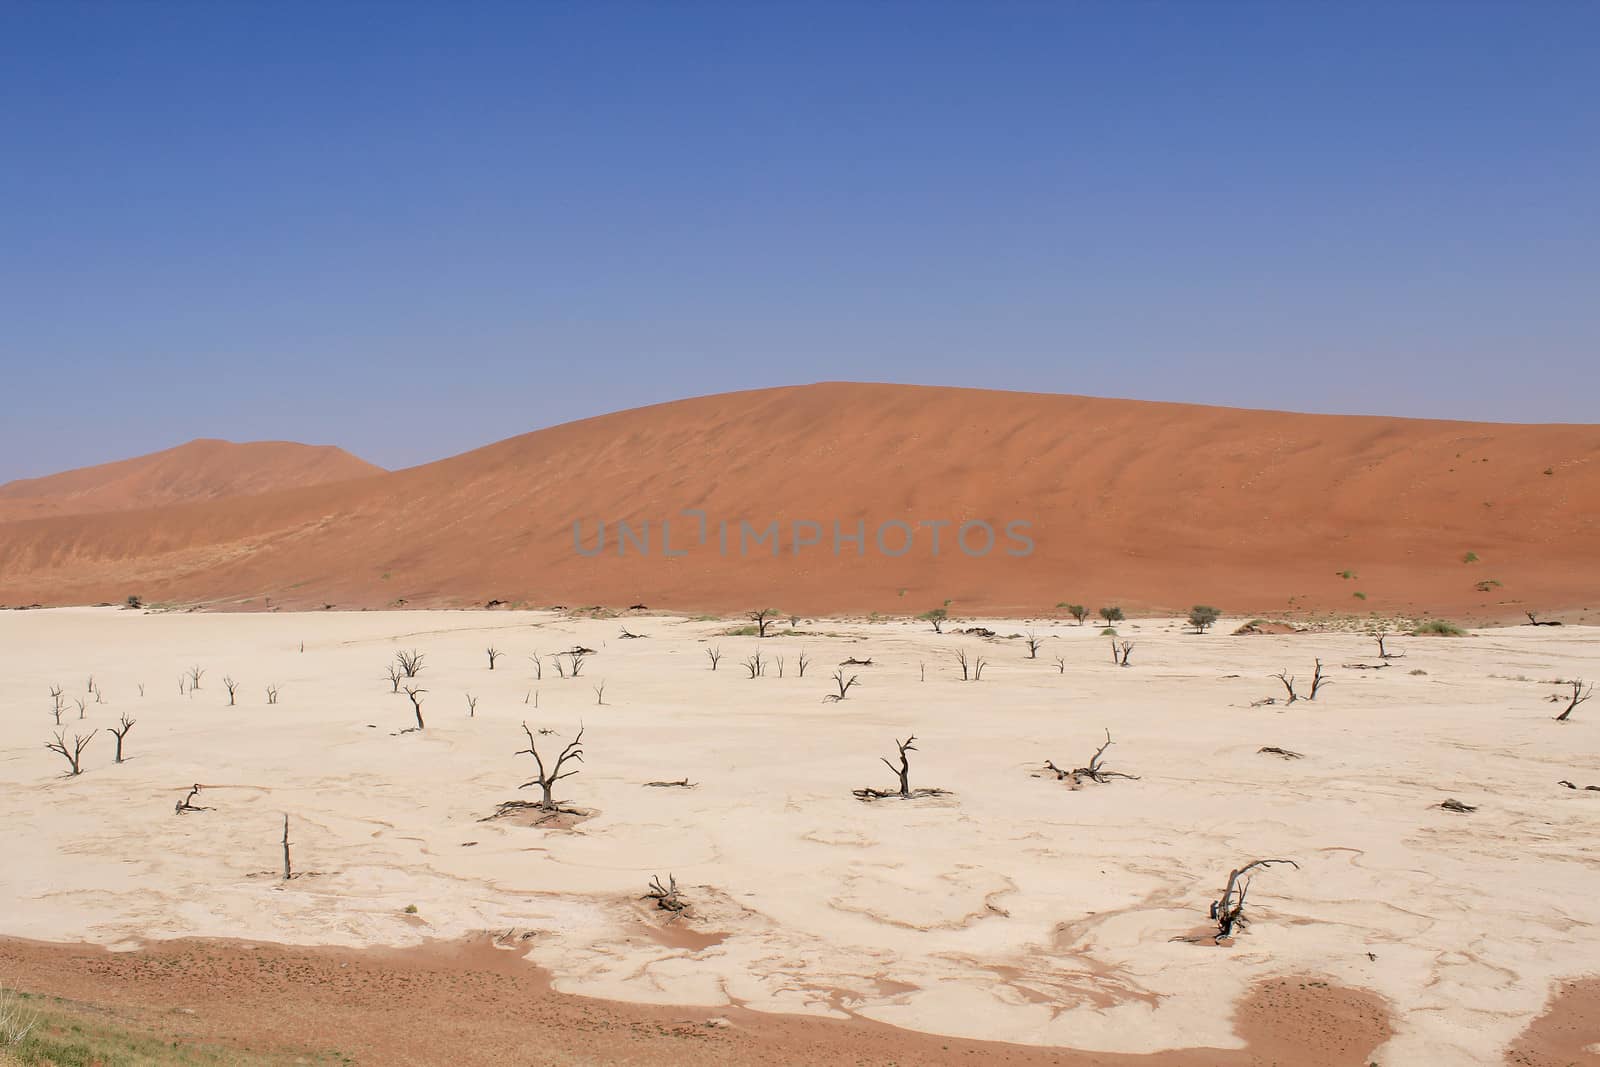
[3,607,1597,1063]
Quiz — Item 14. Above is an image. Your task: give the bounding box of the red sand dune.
[1,383,1597,620]
[0,438,382,523]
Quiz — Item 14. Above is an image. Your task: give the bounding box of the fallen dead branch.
[1043,729,1140,786]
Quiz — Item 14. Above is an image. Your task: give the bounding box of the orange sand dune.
[0,383,1596,618]
[0,438,383,523]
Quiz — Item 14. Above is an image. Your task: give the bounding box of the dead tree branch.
[109,713,135,762]
[1044,729,1140,786]
[1556,679,1593,721]
[516,723,585,811]
[45,728,96,775]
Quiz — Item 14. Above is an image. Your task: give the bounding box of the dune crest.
[0,383,1596,617]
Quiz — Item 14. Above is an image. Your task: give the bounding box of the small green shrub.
[1098,605,1124,624]
[1413,619,1466,637]
[1462,551,1479,563]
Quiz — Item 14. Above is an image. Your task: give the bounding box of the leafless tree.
[748,608,781,638]
[1375,633,1404,660]
[853,735,949,800]
[49,686,64,725]
[45,728,96,775]
[466,694,479,717]
[1053,655,1066,674]
[593,681,607,705]
[224,676,239,705]
[74,697,85,719]
[265,683,280,705]
[529,652,544,680]
[384,663,404,693]
[920,661,927,681]
[1258,746,1304,759]
[1206,859,1298,942]
[109,713,135,762]
[568,651,588,677]
[282,814,293,880]
[951,648,981,680]
[395,649,426,678]
[175,783,208,814]
[402,686,426,730]
[486,646,503,670]
[644,874,687,921]
[1556,679,1593,722]
[137,682,145,698]
[1526,611,1563,627]
[797,650,811,678]
[773,654,786,678]
[1024,630,1043,659]
[1043,730,1140,786]
[1308,658,1330,700]
[743,650,765,678]
[823,669,860,702]
[187,666,205,691]
[1273,668,1301,703]
[1112,640,1134,667]
[516,723,585,811]
[619,626,646,639]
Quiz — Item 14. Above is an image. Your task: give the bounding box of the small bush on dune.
[1413,619,1466,637]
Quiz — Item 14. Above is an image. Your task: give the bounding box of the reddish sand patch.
[1506,978,1600,1066]
[0,438,381,522]
[0,936,1391,1066]
[1,383,1596,619]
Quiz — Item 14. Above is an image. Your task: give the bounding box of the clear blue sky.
[2,2,1596,481]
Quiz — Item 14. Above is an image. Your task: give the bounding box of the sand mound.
[0,438,381,522]
[1,383,1596,618]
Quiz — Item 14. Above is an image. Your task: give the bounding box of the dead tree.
[1273,669,1300,703]
[282,815,292,880]
[109,713,135,762]
[618,627,645,639]
[1044,730,1140,786]
[644,874,688,920]
[175,783,208,814]
[74,697,86,719]
[1556,679,1593,722]
[45,728,96,775]
[265,684,280,705]
[840,657,873,666]
[1526,611,1563,626]
[1053,655,1066,674]
[774,655,786,677]
[395,649,426,678]
[1112,640,1134,667]
[748,608,780,638]
[1024,631,1043,659]
[486,646,503,670]
[952,649,971,680]
[1375,633,1404,659]
[706,646,722,671]
[187,666,205,691]
[743,651,765,678]
[823,669,860,702]
[1439,798,1477,813]
[529,652,544,680]
[385,663,404,693]
[644,778,694,788]
[593,681,606,705]
[224,676,239,705]
[1207,858,1298,942]
[516,723,585,811]
[567,651,588,677]
[402,686,426,729]
[1308,659,1330,700]
[49,685,65,724]
[1257,746,1303,759]
[797,651,811,677]
[466,694,479,717]
[854,735,949,800]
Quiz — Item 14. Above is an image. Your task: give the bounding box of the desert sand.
[4,606,1598,1063]
[2,383,1598,620]
[0,439,381,523]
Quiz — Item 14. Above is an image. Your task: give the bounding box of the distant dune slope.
[0,439,383,522]
[0,383,1596,618]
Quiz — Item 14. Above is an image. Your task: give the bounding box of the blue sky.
[2,2,1596,480]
